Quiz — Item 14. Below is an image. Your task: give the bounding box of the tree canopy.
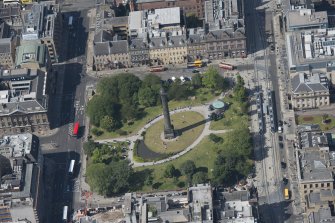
[86,160,132,196]
[202,66,229,90]
[213,128,253,186]
[180,160,196,176]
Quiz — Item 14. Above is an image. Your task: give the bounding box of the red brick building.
[135,0,206,19]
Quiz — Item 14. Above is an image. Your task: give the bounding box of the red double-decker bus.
[219,62,235,70]
[73,122,79,136]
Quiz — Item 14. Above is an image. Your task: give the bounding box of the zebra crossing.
[72,179,80,192]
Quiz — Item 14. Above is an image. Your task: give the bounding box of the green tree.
[192,171,208,184]
[142,74,161,88]
[209,133,223,144]
[121,102,139,122]
[192,73,202,88]
[138,87,158,107]
[86,161,132,196]
[164,164,177,178]
[87,96,120,127]
[83,140,99,156]
[168,83,192,100]
[100,116,118,132]
[202,66,227,90]
[117,73,142,105]
[180,160,196,176]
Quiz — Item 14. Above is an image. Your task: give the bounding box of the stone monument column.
[160,85,175,139]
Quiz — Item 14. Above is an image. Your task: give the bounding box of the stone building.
[0,68,49,135]
[135,0,206,19]
[149,32,187,65]
[291,72,330,109]
[93,40,130,70]
[129,38,150,66]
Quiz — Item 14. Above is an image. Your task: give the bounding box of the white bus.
[68,160,75,174]
[68,16,73,26]
[62,206,68,221]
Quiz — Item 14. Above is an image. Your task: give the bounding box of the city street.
[243,0,303,222]
[41,9,94,222]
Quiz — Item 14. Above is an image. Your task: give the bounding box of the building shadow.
[175,118,209,135]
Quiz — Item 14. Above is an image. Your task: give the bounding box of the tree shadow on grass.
[129,169,153,191]
[196,166,208,173]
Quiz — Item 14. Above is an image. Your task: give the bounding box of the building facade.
[291,72,330,109]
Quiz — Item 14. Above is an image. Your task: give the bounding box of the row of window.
[303,182,331,189]
[297,97,328,102]
[295,101,328,107]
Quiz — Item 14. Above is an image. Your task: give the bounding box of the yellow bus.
[21,0,32,4]
[284,188,290,200]
[187,60,202,68]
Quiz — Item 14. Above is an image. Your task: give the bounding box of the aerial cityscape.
[1,0,335,222]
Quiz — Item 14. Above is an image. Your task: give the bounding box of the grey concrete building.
[0,4,21,28]
[217,190,256,223]
[286,28,335,71]
[188,183,214,222]
[291,72,330,109]
[0,133,44,223]
[21,2,62,64]
[287,9,328,31]
[0,68,50,135]
[308,207,335,223]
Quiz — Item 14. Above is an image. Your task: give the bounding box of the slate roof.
[168,35,186,47]
[93,30,114,43]
[110,40,128,54]
[0,38,11,54]
[129,38,149,51]
[292,73,329,94]
[93,40,128,56]
[149,36,167,49]
[94,42,109,56]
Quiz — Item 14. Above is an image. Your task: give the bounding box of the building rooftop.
[299,149,334,183]
[147,7,180,28]
[292,72,329,94]
[189,183,213,222]
[308,207,335,223]
[15,41,46,68]
[299,131,329,150]
[21,3,44,40]
[129,11,147,38]
[286,28,335,71]
[287,9,328,30]
[0,38,11,54]
[218,191,255,223]
[93,40,128,56]
[0,68,47,116]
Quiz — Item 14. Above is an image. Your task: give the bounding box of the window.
[327,183,330,187]
[304,185,307,189]
[321,183,324,187]
[315,184,318,188]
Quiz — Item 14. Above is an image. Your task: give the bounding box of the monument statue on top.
[160,85,175,139]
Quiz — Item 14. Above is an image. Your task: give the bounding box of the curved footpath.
[96,105,229,168]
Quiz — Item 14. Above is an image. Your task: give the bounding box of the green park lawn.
[135,134,222,192]
[297,115,335,131]
[210,96,249,130]
[92,88,218,140]
[144,111,205,154]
